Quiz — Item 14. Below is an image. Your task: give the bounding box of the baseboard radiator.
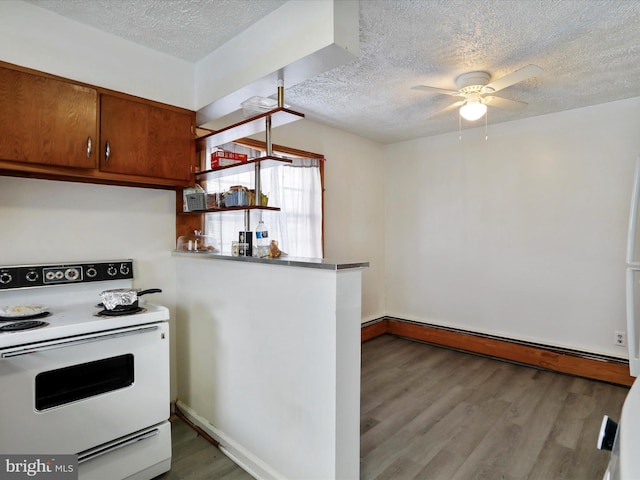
[362,317,634,387]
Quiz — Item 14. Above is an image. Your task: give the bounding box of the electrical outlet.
[615,330,627,347]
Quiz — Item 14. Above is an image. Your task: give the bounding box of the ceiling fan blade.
[425,99,466,119]
[484,64,543,93]
[412,85,463,96]
[483,96,528,111]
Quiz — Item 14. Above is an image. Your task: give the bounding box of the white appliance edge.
[626,156,640,375]
[607,155,640,479]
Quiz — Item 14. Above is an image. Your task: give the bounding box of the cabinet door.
[100,95,194,182]
[0,66,98,168]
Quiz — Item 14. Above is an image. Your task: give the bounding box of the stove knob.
[25,270,39,282]
[120,264,130,276]
[0,272,12,285]
[86,267,98,278]
[106,265,117,277]
[65,268,80,281]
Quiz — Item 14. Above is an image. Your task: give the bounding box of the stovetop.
[0,301,169,348]
[0,259,169,348]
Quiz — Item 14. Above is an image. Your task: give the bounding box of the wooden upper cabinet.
[100,94,194,182]
[0,62,195,188]
[0,66,98,168]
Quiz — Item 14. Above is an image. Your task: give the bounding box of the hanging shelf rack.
[188,82,304,233]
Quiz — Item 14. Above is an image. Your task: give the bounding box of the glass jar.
[176,230,216,253]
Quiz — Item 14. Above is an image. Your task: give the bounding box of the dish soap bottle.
[255,220,269,257]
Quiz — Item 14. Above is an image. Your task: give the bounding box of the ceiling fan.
[412,64,543,121]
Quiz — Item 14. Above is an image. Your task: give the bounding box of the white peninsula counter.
[173,252,368,480]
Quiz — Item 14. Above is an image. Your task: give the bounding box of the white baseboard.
[175,400,284,480]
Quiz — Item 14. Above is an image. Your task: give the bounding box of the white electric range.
[0,259,171,480]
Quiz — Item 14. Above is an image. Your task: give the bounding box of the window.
[203,142,324,258]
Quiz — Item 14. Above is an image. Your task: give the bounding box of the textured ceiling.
[24,0,287,62]
[23,0,640,144]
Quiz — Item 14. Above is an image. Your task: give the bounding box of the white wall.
[385,97,640,358]
[266,120,387,322]
[0,176,179,396]
[0,1,194,109]
[174,256,362,480]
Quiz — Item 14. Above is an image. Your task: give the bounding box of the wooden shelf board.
[179,206,281,215]
[197,108,304,149]
[196,156,292,179]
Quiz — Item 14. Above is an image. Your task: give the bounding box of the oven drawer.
[0,322,170,455]
[78,421,172,480]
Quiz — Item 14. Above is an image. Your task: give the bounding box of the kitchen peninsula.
[173,252,368,479]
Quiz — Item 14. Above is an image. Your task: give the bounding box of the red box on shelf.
[212,150,248,161]
[211,157,242,168]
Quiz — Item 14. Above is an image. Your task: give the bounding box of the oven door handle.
[77,428,159,464]
[0,325,160,359]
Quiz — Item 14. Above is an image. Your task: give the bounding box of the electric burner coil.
[0,320,49,332]
[0,311,51,322]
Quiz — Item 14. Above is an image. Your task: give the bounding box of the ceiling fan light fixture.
[459,94,487,121]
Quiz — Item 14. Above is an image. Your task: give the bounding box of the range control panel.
[0,260,133,290]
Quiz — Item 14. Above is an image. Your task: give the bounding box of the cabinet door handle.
[86,137,92,158]
[105,141,111,162]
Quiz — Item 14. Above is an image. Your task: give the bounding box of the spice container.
[238,231,252,256]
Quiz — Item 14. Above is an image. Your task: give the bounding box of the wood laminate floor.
[155,417,253,480]
[159,334,630,480]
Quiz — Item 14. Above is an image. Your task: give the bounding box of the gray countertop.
[172,251,369,270]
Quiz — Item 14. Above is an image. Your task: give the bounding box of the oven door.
[0,322,169,454]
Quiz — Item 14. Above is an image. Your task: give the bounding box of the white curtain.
[204,158,322,258]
